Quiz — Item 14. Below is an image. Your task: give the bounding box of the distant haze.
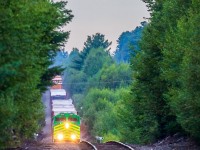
[59,0,150,53]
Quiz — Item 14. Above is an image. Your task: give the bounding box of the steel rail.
[106,141,135,150]
[80,140,98,150]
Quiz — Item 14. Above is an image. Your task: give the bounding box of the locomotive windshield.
[68,117,78,122]
[55,117,66,122]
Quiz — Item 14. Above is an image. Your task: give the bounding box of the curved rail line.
[105,141,135,150]
[80,140,98,150]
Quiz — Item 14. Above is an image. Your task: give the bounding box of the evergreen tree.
[119,0,200,144]
[119,0,183,143]
[114,22,146,63]
[83,47,113,77]
[0,0,73,148]
[71,33,112,70]
[162,0,200,141]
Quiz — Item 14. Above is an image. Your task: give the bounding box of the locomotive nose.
[71,134,76,140]
[57,133,64,141]
[65,122,70,129]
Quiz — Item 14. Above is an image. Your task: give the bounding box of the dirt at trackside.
[128,134,199,150]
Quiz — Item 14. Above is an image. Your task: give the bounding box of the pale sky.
[61,0,150,53]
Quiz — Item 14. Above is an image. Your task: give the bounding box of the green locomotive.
[52,113,81,142]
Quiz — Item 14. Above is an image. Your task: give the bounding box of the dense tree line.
[71,33,112,71]
[0,0,73,148]
[64,33,114,95]
[63,0,199,145]
[114,22,146,63]
[119,0,200,144]
[63,32,133,141]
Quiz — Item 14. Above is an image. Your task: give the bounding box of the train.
[50,76,80,142]
[52,113,81,142]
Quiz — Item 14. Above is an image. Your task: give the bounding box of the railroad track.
[80,140,135,150]
[18,140,134,150]
[79,140,97,150]
[21,142,80,150]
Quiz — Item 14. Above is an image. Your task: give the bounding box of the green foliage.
[38,66,64,92]
[84,63,131,92]
[63,34,114,97]
[83,33,112,52]
[71,33,112,70]
[93,106,119,140]
[124,24,175,143]
[69,48,80,62]
[0,0,73,148]
[63,0,200,144]
[0,91,16,147]
[62,28,133,145]
[83,48,113,77]
[80,88,129,141]
[119,0,199,144]
[64,46,114,95]
[102,133,120,143]
[63,41,132,143]
[162,0,200,141]
[117,86,159,144]
[114,22,146,63]
[66,69,87,95]
[119,0,189,144]
[97,63,131,89]
[72,94,85,115]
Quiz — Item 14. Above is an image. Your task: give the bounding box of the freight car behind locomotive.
[50,76,81,143]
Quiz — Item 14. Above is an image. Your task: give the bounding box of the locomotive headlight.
[65,122,70,129]
[57,133,64,141]
[71,134,76,140]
